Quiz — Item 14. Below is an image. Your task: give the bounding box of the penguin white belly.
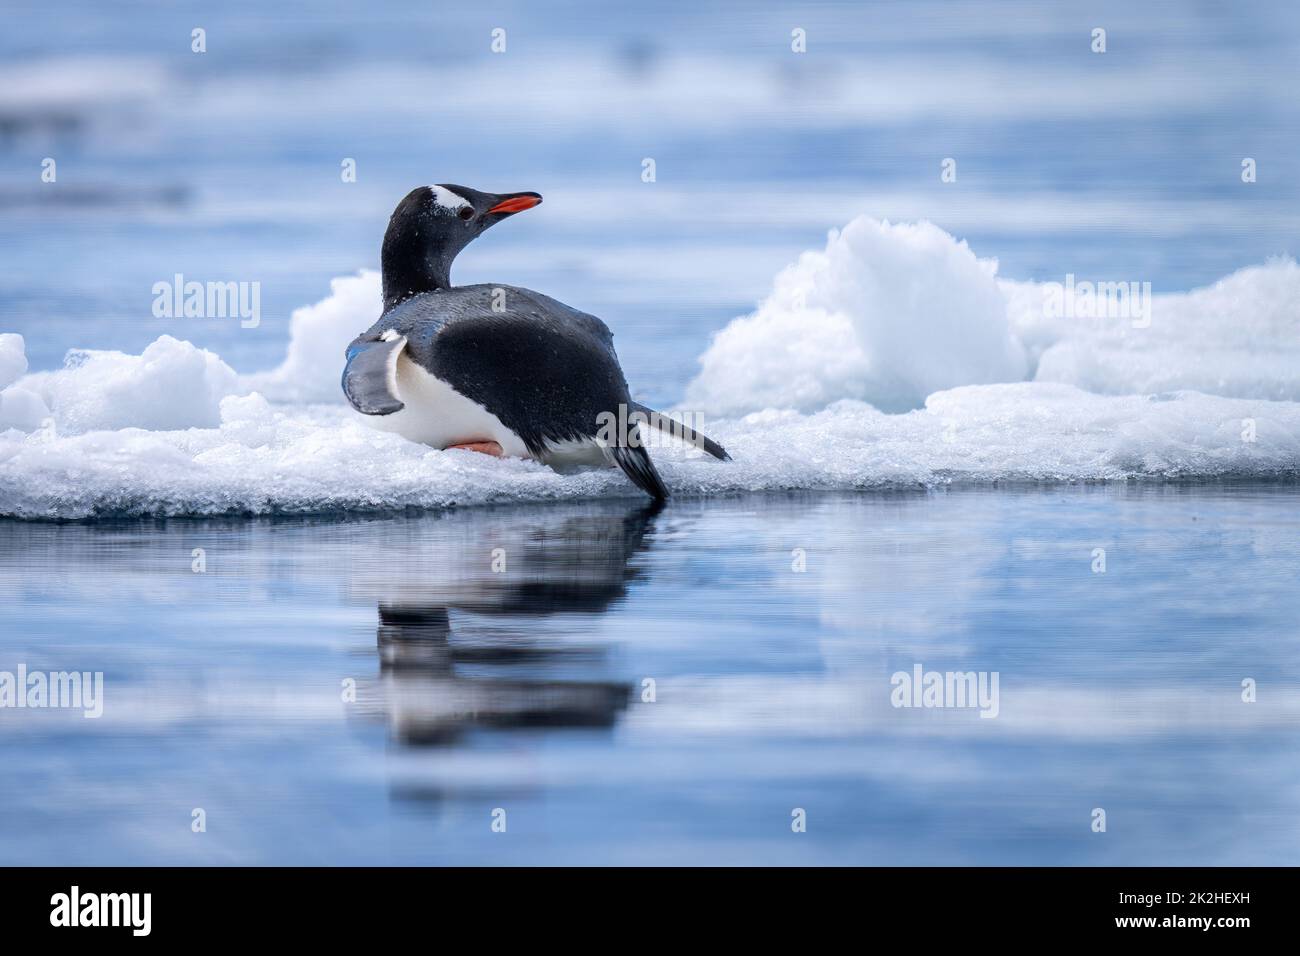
[365,354,532,457]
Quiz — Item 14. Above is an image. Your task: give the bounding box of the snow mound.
[0,334,51,432]
[0,333,27,388]
[1010,258,1300,400]
[689,219,1300,415]
[686,218,1028,415]
[16,335,238,435]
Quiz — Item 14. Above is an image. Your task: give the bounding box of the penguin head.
[381,184,542,309]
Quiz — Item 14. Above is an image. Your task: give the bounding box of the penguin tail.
[630,402,731,461]
[605,443,669,502]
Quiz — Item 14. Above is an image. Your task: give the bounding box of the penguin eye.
[457,207,475,221]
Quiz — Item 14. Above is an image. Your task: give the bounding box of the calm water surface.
[1,485,1297,865]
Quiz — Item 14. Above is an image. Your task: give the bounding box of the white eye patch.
[427,185,470,214]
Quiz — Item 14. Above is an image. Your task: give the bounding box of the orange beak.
[486,194,543,215]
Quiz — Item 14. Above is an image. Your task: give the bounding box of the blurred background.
[1,0,1296,404]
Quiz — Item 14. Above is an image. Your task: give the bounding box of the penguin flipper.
[604,444,669,502]
[342,334,407,415]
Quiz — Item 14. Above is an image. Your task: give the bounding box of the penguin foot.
[447,441,504,456]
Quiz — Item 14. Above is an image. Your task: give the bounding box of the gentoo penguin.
[341,184,729,500]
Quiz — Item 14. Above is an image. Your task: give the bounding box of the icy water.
[2,485,1298,865]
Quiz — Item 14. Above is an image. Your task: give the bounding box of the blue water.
[1,486,1298,865]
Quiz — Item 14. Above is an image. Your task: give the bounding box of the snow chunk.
[18,335,240,434]
[0,333,27,389]
[0,387,51,432]
[1010,258,1300,400]
[689,220,1300,417]
[686,218,1028,415]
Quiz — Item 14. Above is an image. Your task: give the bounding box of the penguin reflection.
[363,502,661,745]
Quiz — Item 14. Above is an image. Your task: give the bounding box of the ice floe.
[1,382,1296,519]
[2,218,1299,518]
